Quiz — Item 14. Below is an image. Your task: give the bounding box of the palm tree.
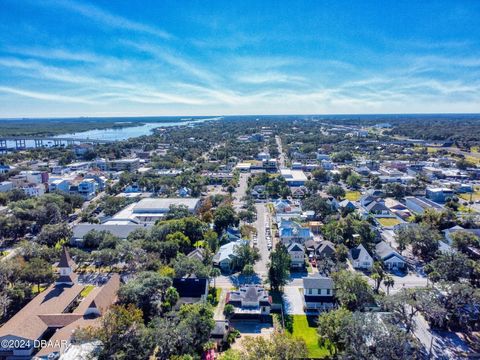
[210,267,221,289]
[383,275,395,295]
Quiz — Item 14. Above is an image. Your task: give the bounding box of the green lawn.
[459,191,480,202]
[344,191,361,201]
[377,217,401,227]
[32,284,47,295]
[287,315,330,358]
[80,285,95,298]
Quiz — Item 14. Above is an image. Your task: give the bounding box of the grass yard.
[344,191,361,201]
[459,191,480,202]
[31,284,47,295]
[287,315,330,358]
[80,285,95,298]
[377,217,401,227]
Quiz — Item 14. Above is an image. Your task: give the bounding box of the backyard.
[286,315,330,358]
[344,191,361,201]
[376,217,401,228]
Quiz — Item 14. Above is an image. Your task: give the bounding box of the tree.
[425,251,473,283]
[268,243,291,291]
[118,272,175,321]
[172,254,212,278]
[346,173,361,189]
[383,275,395,295]
[233,242,260,271]
[220,331,307,360]
[210,267,221,289]
[371,262,385,293]
[381,288,421,334]
[451,230,480,254]
[311,168,329,182]
[213,205,238,234]
[326,185,345,199]
[302,195,334,220]
[165,204,191,220]
[395,224,440,260]
[36,222,72,247]
[223,304,235,319]
[20,257,54,291]
[331,270,374,311]
[317,307,352,355]
[74,304,151,360]
[341,312,419,359]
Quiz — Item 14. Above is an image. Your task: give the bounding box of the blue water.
[53,117,222,141]
[1,117,222,149]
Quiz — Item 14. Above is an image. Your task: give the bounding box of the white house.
[287,243,305,268]
[302,275,335,311]
[348,244,373,270]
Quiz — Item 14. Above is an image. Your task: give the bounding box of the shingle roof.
[302,275,333,289]
[58,247,76,269]
[173,277,208,298]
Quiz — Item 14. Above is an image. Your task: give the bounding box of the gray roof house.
[375,241,406,270]
[302,275,335,312]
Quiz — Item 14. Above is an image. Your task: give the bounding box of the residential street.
[233,172,249,210]
[275,135,286,168]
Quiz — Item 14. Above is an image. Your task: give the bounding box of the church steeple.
[56,247,77,285]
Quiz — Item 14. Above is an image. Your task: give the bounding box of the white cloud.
[46,0,172,39]
[0,86,96,104]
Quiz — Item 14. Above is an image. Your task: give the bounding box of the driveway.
[254,203,269,278]
[282,286,305,315]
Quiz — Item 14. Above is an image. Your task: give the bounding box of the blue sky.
[1,0,480,117]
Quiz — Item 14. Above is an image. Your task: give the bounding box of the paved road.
[253,203,270,278]
[233,172,249,210]
[275,135,286,168]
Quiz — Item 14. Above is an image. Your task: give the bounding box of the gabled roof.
[303,275,333,289]
[87,274,120,315]
[349,244,371,261]
[366,201,389,213]
[287,242,305,252]
[375,241,404,261]
[173,277,208,298]
[58,247,76,269]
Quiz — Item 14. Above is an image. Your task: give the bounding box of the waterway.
[1,117,222,149]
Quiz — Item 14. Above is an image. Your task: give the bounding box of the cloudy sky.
[1,0,480,118]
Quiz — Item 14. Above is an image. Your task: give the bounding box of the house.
[226,285,272,319]
[287,243,305,268]
[338,199,357,212]
[210,320,231,348]
[22,183,45,197]
[251,185,266,199]
[291,186,307,198]
[187,248,206,262]
[49,178,71,193]
[279,220,313,245]
[443,225,480,245]
[426,187,454,203]
[0,181,13,192]
[77,179,98,200]
[0,248,120,359]
[365,200,390,216]
[404,196,444,214]
[213,240,245,272]
[177,187,191,197]
[349,244,374,270]
[304,240,336,260]
[302,275,335,312]
[375,241,406,270]
[172,277,209,304]
[279,169,308,186]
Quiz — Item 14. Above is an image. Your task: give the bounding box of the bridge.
[0,137,114,151]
